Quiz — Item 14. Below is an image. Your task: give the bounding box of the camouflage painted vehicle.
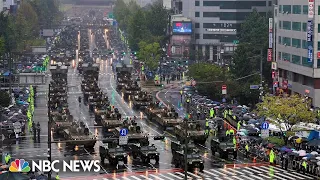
[63,124,96,149]
[51,113,73,135]
[114,125,149,147]
[99,142,128,165]
[151,108,182,130]
[132,92,152,110]
[122,81,141,97]
[211,138,235,159]
[174,121,207,144]
[130,144,160,164]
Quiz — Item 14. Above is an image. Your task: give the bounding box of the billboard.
[172,22,192,34]
[308,0,314,18]
[307,20,313,63]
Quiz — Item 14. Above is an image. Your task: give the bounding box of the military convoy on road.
[211,138,235,159]
[174,121,207,145]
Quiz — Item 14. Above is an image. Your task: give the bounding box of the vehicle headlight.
[112,155,116,158]
[188,161,192,164]
[156,153,159,156]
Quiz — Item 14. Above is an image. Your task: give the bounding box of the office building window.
[278,36,282,44]
[279,5,282,12]
[319,6,320,15]
[292,55,301,64]
[268,1,272,6]
[318,41,320,50]
[195,1,200,6]
[302,23,307,31]
[195,33,200,39]
[282,52,291,61]
[278,52,282,60]
[203,34,237,42]
[195,23,200,28]
[302,57,313,67]
[303,5,308,14]
[202,1,266,9]
[283,5,291,14]
[293,5,301,14]
[318,24,320,33]
[283,21,291,30]
[302,40,308,49]
[283,37,291,46]
[195,12,200,17]
[317,59,320,68]
[279,21,282,29]
[292,22,301,31]
[203,12,256,20]
[292,38,301,48]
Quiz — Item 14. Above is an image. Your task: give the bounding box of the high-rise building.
[0,0,4,12]
[181,0,274,62]
[275,0,320,106]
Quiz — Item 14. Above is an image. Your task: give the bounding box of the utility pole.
[184,96,190,180]
[259,49,264,101]
[47,84,52,180]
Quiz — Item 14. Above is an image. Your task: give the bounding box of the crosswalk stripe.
[220,168,236,176]
[203,170,218,176]
[231,176,244,180]
[259,165,281,173]
[195,171,209,177]
[239,175,256,180]
[244,167,261,174]
[140,175,151,179]
[122,177,132,180]
[175,172,191,179]
[187,172,201,179]
[251,166,270,173]
[209,169,226,176]
[271,173,291,180]
[282,172,305,179]
[167,173,183,179]
[249,174,266,180]
[158,174,174,180]
[238,168,254,174]
[223,177,235,180]
[227,168,244,175]
[205,177,223,180]
[257,173,272,179]
[288,171,314,179]
[149,174,164,180]
[269,165,286,172]
[130,176,142,180]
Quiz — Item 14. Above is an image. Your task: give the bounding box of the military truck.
[63,124,96,149]
[171,141,204,171]
[151,107,182,130]
[132,91,152,110]
[99,142,128,165]
[174,121,207,144]
[130,144,160,164]
[211,138,235,159]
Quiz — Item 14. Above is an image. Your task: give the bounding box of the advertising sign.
[308,45,313,63]
[307,20,313,42]
[269,33,273,48]
[268,18,273,32]
[271,62,277,70]
[308,0,315,18]
[172,22,192,34]
[267,49,272,61]
[317,52,320,58]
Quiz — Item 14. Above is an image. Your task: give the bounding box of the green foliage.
[138,41,161,70]
[128,8,149,50]
[0,91,10,107]
[266,137,285,147]
[0,36,4,56]
[256,94,316,131]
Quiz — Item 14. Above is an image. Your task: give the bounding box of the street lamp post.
[184,96,190,180]
[47,84,52,180]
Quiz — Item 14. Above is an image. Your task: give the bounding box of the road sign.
[191,80,196,86]
[261,122,269,130]
[222,85,227,95]
[261,129,269,138]
[119,128,128,136]
[233,40,239,44]
[250,85,260,90]
[13,122,21,133]
[119,136,128,145]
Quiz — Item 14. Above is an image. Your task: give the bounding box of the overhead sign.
[250,85,260,89]
[261,129,269,138]
[268,18,273,32]
[271,62,277,70]
[222,85,227,95]
[268,33,273,49]
[307,20,313,42]
[261,122,269,129]
[308,0,315,18]
[267,49,272,61]
[308,45,313,63]
[119,136,128,145]
[206,29,237,32]
[119,128,128,136]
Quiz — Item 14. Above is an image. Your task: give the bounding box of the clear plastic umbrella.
[311,151,318,155]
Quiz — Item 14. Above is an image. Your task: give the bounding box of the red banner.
[267,49,272,62]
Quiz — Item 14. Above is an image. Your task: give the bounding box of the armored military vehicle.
[114,124,149,147]
[92,48,99,58]
[151,107,182,130]
[130,144,160,164]
[174,121,207,144]
[99,141,128,165]
[132,91,152,110]
[211,138,235,159]
[122,81,141,97]
[171,141,204,171]
[51,114,73,135]
[63,123,96,149]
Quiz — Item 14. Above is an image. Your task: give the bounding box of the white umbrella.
[299,152,307,157]
[316,157,320,160]
[239,129,247,132]
[298,150,306,154]
[317,161,320,166]
[311,151,318,155]
[302,157,308,160]
[237,132,245,136]
[292,150,299,154]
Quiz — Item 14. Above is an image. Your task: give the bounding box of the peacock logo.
[9,159,31,172]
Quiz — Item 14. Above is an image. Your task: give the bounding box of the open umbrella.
[267,143,275,148]
[299,151,307,157]
[307,139,320,146]
[311,151,318,155]
[285,148,293,153]
[0,172,30,180]
[280,147,288,152]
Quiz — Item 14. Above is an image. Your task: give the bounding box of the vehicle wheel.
[123,157,128,164]
[174,161,179,168]
[199,164,204,172]
[155,156,159,163]
[132,153,137,159]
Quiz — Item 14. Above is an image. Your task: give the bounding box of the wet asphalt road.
[2,29,256,179]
